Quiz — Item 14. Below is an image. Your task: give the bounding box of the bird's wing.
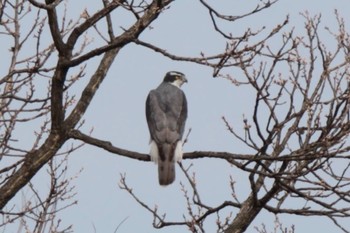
[146,90,167,143]
[159,85,187,144]
[177,91,187,137]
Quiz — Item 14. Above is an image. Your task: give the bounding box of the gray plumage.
[146,71,188,185]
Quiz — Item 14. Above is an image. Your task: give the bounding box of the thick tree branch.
[44,1,68,54]
[69,130,149,161]
[65,0,125,49]
[0,133,65,209]
[68,130,349,163]
[66,0,172,67]
[64,48,121,129]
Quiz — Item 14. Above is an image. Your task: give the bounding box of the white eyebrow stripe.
[169,71,184,76]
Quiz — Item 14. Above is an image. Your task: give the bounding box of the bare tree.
[1,0,350,233]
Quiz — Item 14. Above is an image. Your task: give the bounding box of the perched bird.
[146,71,188,185]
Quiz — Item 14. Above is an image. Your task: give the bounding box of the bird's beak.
[183,76,188,83]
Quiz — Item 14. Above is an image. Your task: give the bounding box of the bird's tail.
[158,143,176,186]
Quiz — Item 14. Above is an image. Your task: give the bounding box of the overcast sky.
[5,0,350,232]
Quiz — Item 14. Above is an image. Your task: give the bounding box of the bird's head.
[163,71,188,88]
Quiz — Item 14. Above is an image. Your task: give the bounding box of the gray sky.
[4,0,350,232]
